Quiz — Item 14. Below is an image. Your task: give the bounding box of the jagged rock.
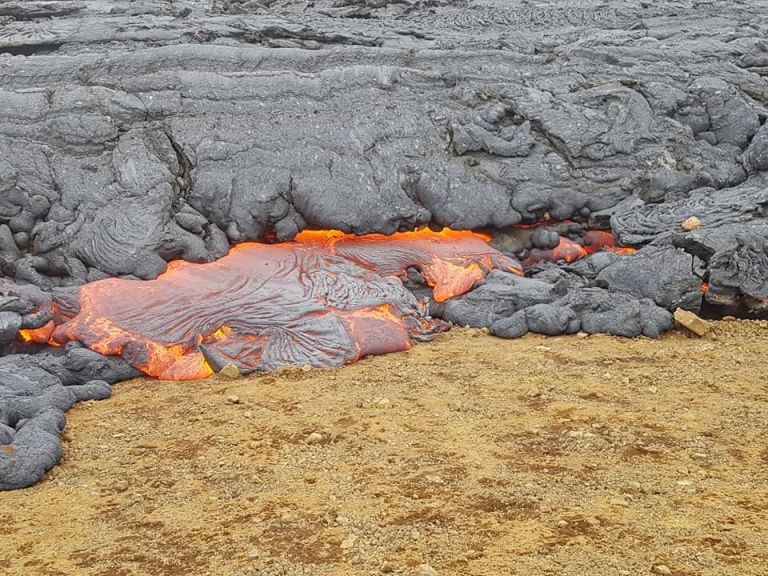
[612,179,768,246]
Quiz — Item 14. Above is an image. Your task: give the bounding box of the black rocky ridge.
[1,0,768,488]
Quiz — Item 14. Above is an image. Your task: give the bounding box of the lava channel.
[33,228,521,380]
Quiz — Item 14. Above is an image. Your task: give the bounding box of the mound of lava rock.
[2,0,768,489]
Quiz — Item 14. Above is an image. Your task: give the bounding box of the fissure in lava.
[15,227,627,380]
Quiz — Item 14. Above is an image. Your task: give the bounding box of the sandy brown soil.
[1,321,767,576]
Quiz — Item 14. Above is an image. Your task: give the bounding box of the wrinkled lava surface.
[45,229,521,379]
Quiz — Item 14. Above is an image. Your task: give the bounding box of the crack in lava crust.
[43,229,521,380]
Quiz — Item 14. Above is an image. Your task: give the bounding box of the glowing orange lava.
[527,229,634,264]
[17,321,59,346]
[25,228,520,380]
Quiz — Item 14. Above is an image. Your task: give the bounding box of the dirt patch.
[1,321,767,576]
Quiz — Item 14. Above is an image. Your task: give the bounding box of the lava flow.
[24,228,521,380]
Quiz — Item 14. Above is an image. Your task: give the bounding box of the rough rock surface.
[439,269,674,339]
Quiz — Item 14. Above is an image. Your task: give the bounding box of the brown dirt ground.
[1,320,767,576]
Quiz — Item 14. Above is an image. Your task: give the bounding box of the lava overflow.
[21,229,522,380]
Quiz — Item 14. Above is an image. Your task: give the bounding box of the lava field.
[1,0,768,489]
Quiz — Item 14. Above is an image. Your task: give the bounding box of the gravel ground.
[1,321,767,576]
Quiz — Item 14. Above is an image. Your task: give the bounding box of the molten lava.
[31,228,520,380]
[527,229,635,264]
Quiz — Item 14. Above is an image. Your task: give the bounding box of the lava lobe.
[39,229,521,380]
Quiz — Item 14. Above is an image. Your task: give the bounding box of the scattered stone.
[674,308,711,336]
[557,520,569,528]
[306,432,324,444]
[247,547,260,559]
[114,480,129,492]
[681,216,702,231]
[653,564,672,575]
[340,533,357,550]
[225,394,240,404]
[417,564,439,576]
[380,560,395,573]
[219,364,241,379]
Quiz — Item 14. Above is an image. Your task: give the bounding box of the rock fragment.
[674,309,711,336]
[681,216,702,231]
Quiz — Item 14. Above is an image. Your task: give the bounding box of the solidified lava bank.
[1,0,768,489]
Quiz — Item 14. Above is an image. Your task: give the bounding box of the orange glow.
[551,238,588,263]
[525,228,634,264]
[297,227,520,302]
[701,282,709,293]
[17,321,60,346]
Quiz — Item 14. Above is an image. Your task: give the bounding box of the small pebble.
[306,432,324,444]
[225,394,240,404]
[653,564,672,575]
[417,564,439,576]
[380,560,395,573]
[681,216,702,231]
[340,533,357,550]
[219,364,241,379]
